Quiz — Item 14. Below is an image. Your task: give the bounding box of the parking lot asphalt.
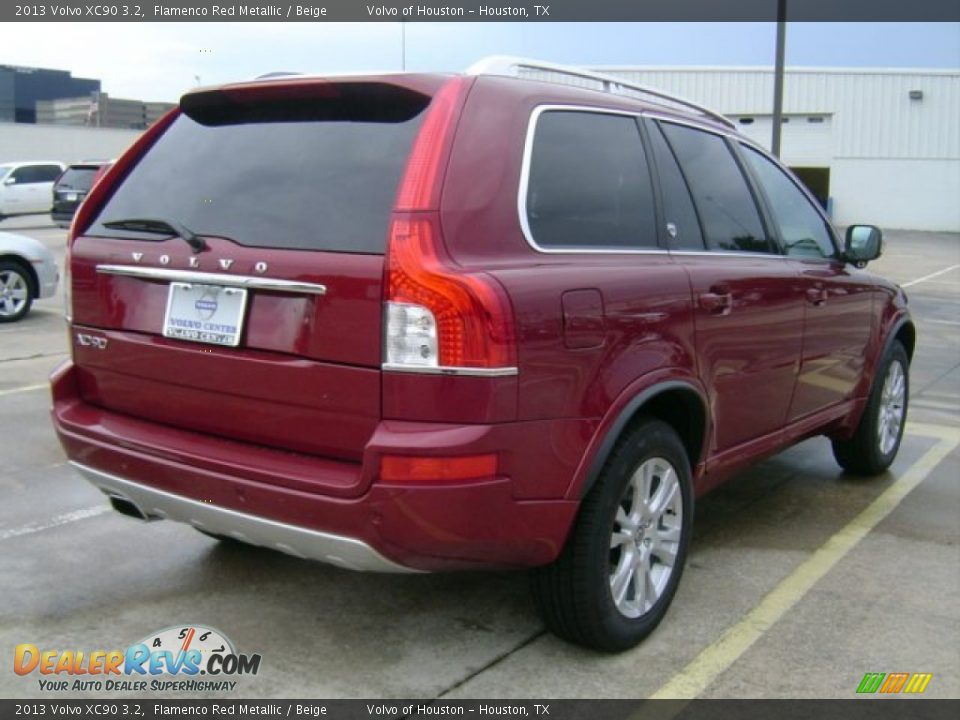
[1,216,957,700]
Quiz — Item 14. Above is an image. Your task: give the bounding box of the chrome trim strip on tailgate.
[70,461,418,573]
[96,265,328,296]
[381,363,519,377]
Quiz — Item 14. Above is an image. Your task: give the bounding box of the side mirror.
[845,225,883,266]
[2,177,15,186]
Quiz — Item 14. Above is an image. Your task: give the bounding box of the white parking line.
[901,264,960,288]
[0,505,109,542]
[0,383,47,398]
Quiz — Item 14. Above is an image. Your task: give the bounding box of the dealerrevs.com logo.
[14,625,261,693]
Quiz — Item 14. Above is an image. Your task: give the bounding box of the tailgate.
[68,77,438,469]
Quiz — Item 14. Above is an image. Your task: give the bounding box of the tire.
[832,341,909,476]
[0,261,33,323]
[531,418,693,651]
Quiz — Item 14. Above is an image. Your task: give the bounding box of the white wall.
[0,122,141,165]
[831,159,960,231]
[593,67,960,231]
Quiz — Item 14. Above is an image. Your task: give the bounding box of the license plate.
[162,282,248,347]
[65,192,78,202]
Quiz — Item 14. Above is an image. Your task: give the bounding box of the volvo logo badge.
[195,290,219,321]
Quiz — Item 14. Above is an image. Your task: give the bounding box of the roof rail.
[253,71,304,80]
[465,55,735,129]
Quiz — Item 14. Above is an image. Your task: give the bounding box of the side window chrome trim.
[518,104,671,256]
[670,250,790,260]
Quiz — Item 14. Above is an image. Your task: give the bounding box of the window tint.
[10,166,35,183]
[56,167,99,192]
[742,146,836,259]
[36,165,64,182]
[89,89,427,254]
[660,122,771,254]
[648,122,704,250]
[526,111,657,250]
[11,165,61,184]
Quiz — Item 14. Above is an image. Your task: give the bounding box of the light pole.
[771,0,787,157]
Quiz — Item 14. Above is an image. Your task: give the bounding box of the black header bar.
[6,0,960,22]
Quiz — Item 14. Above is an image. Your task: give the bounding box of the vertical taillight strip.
[384,77,517,373]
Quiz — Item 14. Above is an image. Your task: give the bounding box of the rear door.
[69,79,435,480]
[649,119,804,454]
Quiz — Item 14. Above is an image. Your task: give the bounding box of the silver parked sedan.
[0,231,59,322]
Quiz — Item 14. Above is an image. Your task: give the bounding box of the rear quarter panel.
[440,76,700,497]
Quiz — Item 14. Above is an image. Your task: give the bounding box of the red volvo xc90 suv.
[51,57,914,650]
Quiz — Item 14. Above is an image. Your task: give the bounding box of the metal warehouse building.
[584,67,959,232]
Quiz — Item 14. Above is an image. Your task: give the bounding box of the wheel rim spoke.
[611,547,636,607]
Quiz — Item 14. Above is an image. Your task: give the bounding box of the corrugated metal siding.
[571,68,960,160]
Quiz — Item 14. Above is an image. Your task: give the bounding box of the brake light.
[394,76,468,212]
[385,218,515,369]
[384,77,516,372]
[63,242,72,324]
[380,454,498,484]
[68,108,179,246]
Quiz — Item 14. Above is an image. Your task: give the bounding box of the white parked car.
[0,231,59,322]
[0,162,66,220]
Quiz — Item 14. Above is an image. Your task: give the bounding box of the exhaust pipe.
[108,494,149,521]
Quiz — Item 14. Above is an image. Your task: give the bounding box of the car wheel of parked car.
[531,418,693,651]
[0,261,33,323]
[832,341,909,476]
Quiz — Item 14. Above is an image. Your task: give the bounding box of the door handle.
[699,289,733,315]
[806,287,829,306]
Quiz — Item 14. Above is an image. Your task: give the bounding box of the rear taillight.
[383,77,516,374]
[63,243,72,324]
[68,109,179,246]
[385,217,515,369]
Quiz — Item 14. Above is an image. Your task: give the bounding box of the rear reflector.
[380,454,498,483]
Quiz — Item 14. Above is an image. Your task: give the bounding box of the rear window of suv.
[87,83,429,254]
[56,166,101,193]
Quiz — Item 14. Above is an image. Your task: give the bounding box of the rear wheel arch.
[577,380,708,499]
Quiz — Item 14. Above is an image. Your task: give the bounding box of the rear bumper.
[72,461,413,572]
[51,361,582,572]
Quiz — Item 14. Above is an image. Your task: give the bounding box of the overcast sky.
[5,22,959,102]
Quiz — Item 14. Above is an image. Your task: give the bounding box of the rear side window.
[660,122,771,254]
[88,84,429,254]
[525,110,657,250]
